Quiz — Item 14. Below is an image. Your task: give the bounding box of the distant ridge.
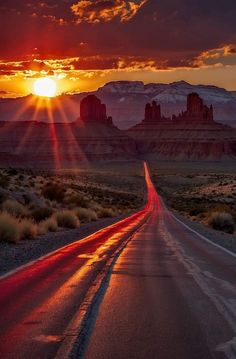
[0,81,236,129]
[0,93,236,166]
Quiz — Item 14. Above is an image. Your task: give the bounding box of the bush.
[39,217,58,234]
[0,212,21,243]
[30,207,54,222]
[98,207,117,218]
[208,212,235,234]
[189,204,206,217]
[2,199,27,218]
[67,193,89,208]
[0,175,9,188]
[42,184,65,202]
[20,219,37,239]
[54,210,79,229]
[74,207,98,222]
[7,168,18,176]
[0,192,7,204]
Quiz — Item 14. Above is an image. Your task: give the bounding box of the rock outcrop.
[128,93,236,160]
[80,95,113,126]
[144,101,170,123]
[0,92,235,166]
[173,93,214,123]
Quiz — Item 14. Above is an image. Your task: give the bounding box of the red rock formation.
[173,93,214,123]
[145,101,161,122]
[143,101,170,124]
[80,95,113,126]
[127,93,236,160]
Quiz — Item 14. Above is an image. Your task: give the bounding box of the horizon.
[1,79,235,100]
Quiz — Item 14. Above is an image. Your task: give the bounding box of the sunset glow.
[33,78,57,98]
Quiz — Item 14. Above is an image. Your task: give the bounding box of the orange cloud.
[194,44,236,67]
[71,0,148,23]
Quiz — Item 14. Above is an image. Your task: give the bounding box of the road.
[80,165,236,359]
[0,164,236,359]
[0,163,154,359]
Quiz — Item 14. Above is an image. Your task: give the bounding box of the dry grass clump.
[66,193,89,208]
[0,212,21,243]
[42,184,65,203]
[54,210,80,229]
[30,207,54,222]
[2,199,27,218]
[0,174,9,189]
[74,207,98,222]
[207,212,235,234]
[20,219,37,239]
[98,207,117,218]
[39,217,58,234]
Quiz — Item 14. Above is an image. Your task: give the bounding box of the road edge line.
[170,212,236,259]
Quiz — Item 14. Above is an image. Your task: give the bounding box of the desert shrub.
[98,207,117,218]
[74,207,98,222]
[67,193,89,208]
[2,199,27,218]
[0,192,7,204]
[209,204,232,214]
[20,219,37,239]
[39,217,58,234]
[7,168,18,176]
[0,175,9,188]
[208,212,235,234]
[42,184,65,202]
[30,207,54,222]
[18,174,25,181]
[0,212,21,243]
[189,205,206,217]
[54,210,79,229]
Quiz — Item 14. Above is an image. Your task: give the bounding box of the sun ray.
[15,97,44,154]
[54,97,89,166]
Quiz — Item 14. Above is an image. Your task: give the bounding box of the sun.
[33,77,57,97]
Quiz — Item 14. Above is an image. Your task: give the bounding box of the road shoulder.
[0,215,127,276]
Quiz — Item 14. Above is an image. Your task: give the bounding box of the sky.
[0,0,236,97]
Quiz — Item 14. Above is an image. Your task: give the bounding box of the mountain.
[0,81,235,129]
[93,81,236,129]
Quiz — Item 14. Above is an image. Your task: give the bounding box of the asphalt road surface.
[0,163,236,359]
[81,166,236,359]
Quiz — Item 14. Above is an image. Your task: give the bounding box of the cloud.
[0,90,18,98]
[71,0,147,23]
[194,44,236,67]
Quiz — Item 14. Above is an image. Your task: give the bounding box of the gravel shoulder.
[173,210,236,254]
[0,216,126,276]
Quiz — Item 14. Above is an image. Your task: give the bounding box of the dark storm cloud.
[0,0,236,69]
